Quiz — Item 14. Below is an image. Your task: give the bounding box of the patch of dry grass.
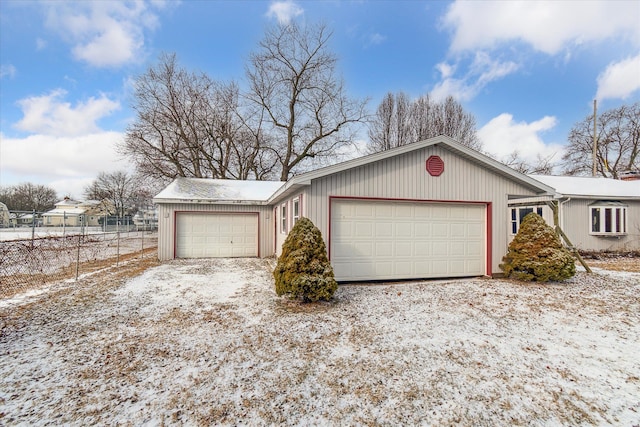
[1,258,639,426]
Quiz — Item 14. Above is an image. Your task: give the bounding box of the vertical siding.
[305,145,542,275]
[560,199,640,251]
[274,190,309,256]
[156,203,274,261]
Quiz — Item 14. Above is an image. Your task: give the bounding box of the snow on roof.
[529,174,640,198]
[42,208,86,216]
[154,177,285,203]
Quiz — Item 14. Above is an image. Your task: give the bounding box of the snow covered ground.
[1,258,639,425]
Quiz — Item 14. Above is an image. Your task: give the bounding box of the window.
[510,206,543,234]
[293,198,300,225]
[590,201,627,235]
[281,203,287,233]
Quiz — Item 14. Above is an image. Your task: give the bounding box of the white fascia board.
[152,198,270,205]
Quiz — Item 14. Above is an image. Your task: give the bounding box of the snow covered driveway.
[1,258,639,426]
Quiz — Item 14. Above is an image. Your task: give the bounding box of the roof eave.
[153,198,271,205]
[554,194,640,201]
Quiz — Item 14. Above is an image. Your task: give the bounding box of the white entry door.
[330,200,486,281]
[176,213,258,258]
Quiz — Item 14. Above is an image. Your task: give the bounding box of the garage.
[175,212,258,258]
[330,199,486,281]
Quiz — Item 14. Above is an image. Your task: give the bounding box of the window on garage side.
[281,203,287,233]
[293,198,300,225]
[590,201,627,235]
[510,206,544,234]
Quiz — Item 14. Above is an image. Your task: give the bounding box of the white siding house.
[520,175,640,252]
[155,136,559,282]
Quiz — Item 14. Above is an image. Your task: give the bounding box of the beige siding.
[274,190,308,255]
[157,203,274,261]
[559,199,640,251]
[304,145,541,275]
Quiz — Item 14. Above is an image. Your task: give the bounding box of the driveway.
[1,258,639,425]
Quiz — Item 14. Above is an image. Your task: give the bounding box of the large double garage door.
[176,212,258,258]
[331,199,486,281]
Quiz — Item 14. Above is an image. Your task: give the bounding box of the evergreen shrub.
[273,217,338,302]
[500,212,576,282]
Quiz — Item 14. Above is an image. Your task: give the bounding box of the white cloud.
[0,64,17,79]
[36,37,47,51]
[0,131,130,198]
[14,90,120,137]
[478,113,564,166]
[366,32,386,47]
[2,89,126,196]
[443,0,640,54]
[431,52,519,102]
[44,1,163,67]
[596,54,640,101]
[266,1,303,25]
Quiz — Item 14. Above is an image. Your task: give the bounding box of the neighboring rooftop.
[530,174,640,198]
[154,177,285,203]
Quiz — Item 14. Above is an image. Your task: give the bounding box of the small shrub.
[500,213,575,282]
[273,217,338,302]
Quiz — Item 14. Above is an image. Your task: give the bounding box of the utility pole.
[592,99,597,177]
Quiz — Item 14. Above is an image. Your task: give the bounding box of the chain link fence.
[0,230,157,299]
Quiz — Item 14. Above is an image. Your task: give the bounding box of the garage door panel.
[331,200,485,281]
[450,241,465,254]
[375,204,393,218]
[450,207,467,219]
[395,222,412,237]
[176,213,258,258]
[375,261,393,276]
[467,223,484,237]
[467,240,484,255]
[395,241,412,256]
[415,223,431,237]
[396,205,413,218]
[375,241,393,257]
[432,225,449,238]
[414,241,432,255]
[432,240,448,255]
[432,260,449,275]
[394,261,412,275]
[355,222,373,237]
[375,223,392,237]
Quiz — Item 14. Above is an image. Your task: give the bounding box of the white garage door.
[331,200,486,281]
[176,213,258,258]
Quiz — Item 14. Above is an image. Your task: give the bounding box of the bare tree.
[503,151,557,175]
[368,92,413,152]
[84,171,137,219]
[368,93,480,153]
[0,183,57,211]
[246,22,368,180]
[122,53,270,182]
[563,102,640,178]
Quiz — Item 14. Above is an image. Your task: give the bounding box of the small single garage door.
[331,199,486,281]
[176,213,258,258]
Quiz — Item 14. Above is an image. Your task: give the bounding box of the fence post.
[31,209,36,249]
[75,234,81,281]
[140,212,145,259]
[116,220,121,267]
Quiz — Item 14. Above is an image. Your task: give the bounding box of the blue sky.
[1,0,639,198]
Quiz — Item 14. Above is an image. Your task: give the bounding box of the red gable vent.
[426,155,444,176]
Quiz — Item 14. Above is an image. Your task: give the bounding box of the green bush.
[273,217,338,302]
[500,212,576,282]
